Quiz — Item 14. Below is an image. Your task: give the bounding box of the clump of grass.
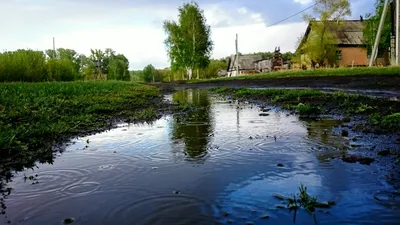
[355,103,374,114]
[274,184,335,224]
[381,113,400,130]
[296,103,320,117]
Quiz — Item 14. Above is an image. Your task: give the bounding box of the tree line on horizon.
[0,48,130,82]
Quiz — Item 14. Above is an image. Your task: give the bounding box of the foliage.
[108,54,130,81]
[363,0,392,54]
[163,1,213,79]
[202,59,228,78]
[296,103,321,116]
[89,48,130,81]
[299,0,352,66]
[142,64,157,82]
[381,113,400,130]
[0,48,131,82]
[0,50,48,82]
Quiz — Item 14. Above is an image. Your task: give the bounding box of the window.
[336,50,342,60]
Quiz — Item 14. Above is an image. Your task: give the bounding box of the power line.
[266,2,317,28]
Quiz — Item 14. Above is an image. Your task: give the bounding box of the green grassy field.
[189,66,400,83]
[0,81,169,180]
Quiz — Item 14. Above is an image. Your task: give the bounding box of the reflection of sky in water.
[3,89,400,225]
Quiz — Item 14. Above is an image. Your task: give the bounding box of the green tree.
[300,0,352,66]
[204,59,228,78]
[142,64,156,83]
[163,1,213,80]
[108,54,130,81]
[363,0,392,54]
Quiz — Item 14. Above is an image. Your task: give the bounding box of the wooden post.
[396,0,399,64]
[236,34,239,76]
[369,0,390,66]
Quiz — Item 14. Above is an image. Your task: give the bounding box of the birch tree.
[163,1,213,80]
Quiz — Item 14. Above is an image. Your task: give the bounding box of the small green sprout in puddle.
[273,184,335,224]
[63,218,75,224]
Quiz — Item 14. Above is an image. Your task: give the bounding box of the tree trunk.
[187,67,192,80]
[196,69,199,79]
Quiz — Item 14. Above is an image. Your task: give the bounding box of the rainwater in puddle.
[2,89,400,225]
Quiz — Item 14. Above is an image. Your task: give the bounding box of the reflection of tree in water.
[301,119,349,153]
[0,147,54,219]
[171,89,213,161]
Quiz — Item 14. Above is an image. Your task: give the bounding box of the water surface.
[2,89,399,225]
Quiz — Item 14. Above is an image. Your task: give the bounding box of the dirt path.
[155,75,400,99]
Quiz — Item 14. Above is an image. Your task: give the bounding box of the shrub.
[296,103,320,116]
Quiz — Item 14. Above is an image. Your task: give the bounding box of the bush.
[296,103,320,116]
[381,113,400,130]
[0,50,48,82]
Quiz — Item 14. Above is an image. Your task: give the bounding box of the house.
[296,19,389,68]
[226,54,272,76]
[254,59,272,73]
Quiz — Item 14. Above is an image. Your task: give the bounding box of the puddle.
[1,89,399,225]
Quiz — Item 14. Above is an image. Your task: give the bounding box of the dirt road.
[155,75,400,99]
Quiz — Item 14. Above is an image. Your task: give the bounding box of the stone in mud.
[261,215,270,219]
[261,108,271,112]
[378,150,391,156]
[63,218,75,224]
[275,205,286,209]
[396,138,400,144]
[277,163,285,167]
[259,113,270,117]
[341,129,349,137]
[342,155,375,165]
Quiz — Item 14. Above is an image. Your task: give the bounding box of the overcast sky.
[0,0,375,69]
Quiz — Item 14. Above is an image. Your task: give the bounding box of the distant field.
[188,66,400,83]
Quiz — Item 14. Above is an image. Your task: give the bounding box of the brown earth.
[154,75,400,92]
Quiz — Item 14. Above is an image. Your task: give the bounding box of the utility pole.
[235,33,239,76]
[369,0,390,66]
[52,37,56,58]
[396,0,399,65]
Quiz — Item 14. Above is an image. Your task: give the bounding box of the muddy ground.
[155,75,400,93]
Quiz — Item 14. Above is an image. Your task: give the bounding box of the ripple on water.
[12,168,91,197]
[61,182,102,197]
[103,193,220,225]
[373,191,400,206]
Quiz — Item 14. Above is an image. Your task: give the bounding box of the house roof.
[227,54,262,71]
[297,20,365,52]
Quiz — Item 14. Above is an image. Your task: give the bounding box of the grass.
[189,66,400,83]
[274,184,335,224]
[0,81,170,185]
